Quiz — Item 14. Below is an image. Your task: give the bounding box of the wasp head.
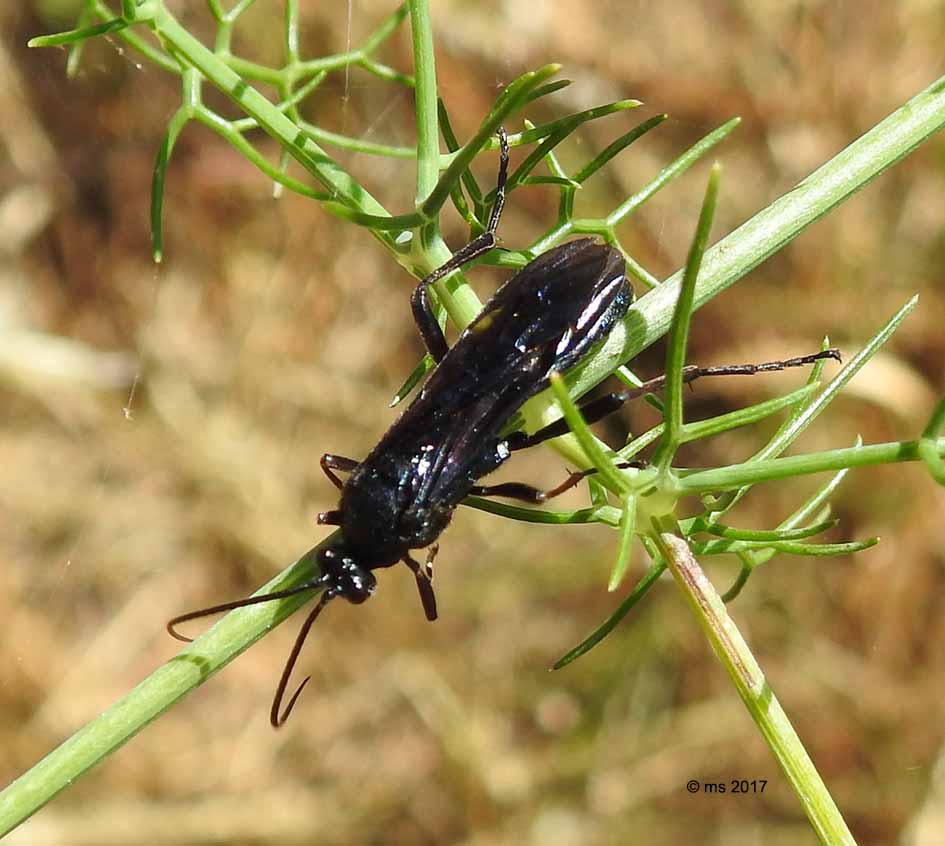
[318,543,377,605]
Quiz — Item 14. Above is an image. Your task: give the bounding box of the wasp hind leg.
[507,349,843,452]
[470,481,547,503]
[471,464,644,505]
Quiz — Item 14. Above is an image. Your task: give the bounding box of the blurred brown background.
[2,2,945,844]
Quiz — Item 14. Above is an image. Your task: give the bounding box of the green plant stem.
[146,5,392,222]
[677,437,945,494]
[404,0,483,331]
[657,533,856,846]
[409,0,439,206]
[91,1,180,72]
[0,540,330,836]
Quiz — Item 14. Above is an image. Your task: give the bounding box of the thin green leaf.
[463,496,620,527]
[520,176,582,188]
[680,383,819,445]
[622,251,662,291]
[28,17,130,48]
[586,476,610,508]
[652,164,721,471]
[620,423,665,461]
[437,101,481,229]
[523,79,573,104]
[390,354,434,408]
[677,436,944,494]
[747,301,915,463]
[150,109,191,263]
[360,1,410,54]
[608,494,637,591]
[692,537,878,556]
[573,114,667,184]
[533,122,576,222]
[321,204,422,230]
[421,65,562,221]
[297,123,416,158]
[358,56,415,87]
[607,118,739,227]
[499,100,642,196]
[65,5,95,78]
[230,73,328,132]
[714,440,857,584]
[514,100,641,149]
[552,557,665,669]
[438,99,483,208]
[194,109,331,201]
[692,518,838,542]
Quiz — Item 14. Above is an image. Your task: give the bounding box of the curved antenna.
[166,575,331,642]
[270,589,336,727]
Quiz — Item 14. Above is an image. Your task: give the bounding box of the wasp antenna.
[271,589,336,728]
[273,675,312,728]
[166,576,331,642]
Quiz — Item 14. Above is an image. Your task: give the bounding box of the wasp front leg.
[403,551,438,621]
[320,453,359,490]
[410,128,510,362]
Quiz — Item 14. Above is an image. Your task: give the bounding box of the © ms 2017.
[702,780,768,794]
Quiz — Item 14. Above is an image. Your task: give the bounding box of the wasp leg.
[508,349,842,451]
[507,391,632,451]
[471,462,645,505]
[539,462,646,500]
[424,543,438,581]
[320,453,359,490]
[470,481,546,503]
[403,553,438,621]
[411,128,510,363]
[317,509,343,525]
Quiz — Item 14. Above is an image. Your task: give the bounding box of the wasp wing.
[394,239,632,512]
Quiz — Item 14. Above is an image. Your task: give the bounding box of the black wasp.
[169,128,839,726]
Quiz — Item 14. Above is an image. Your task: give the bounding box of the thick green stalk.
[406,0,484,329]
[409,0,439,206]
[658,534,856,845]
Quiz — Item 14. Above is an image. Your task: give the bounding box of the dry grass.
[2,2,945,844]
